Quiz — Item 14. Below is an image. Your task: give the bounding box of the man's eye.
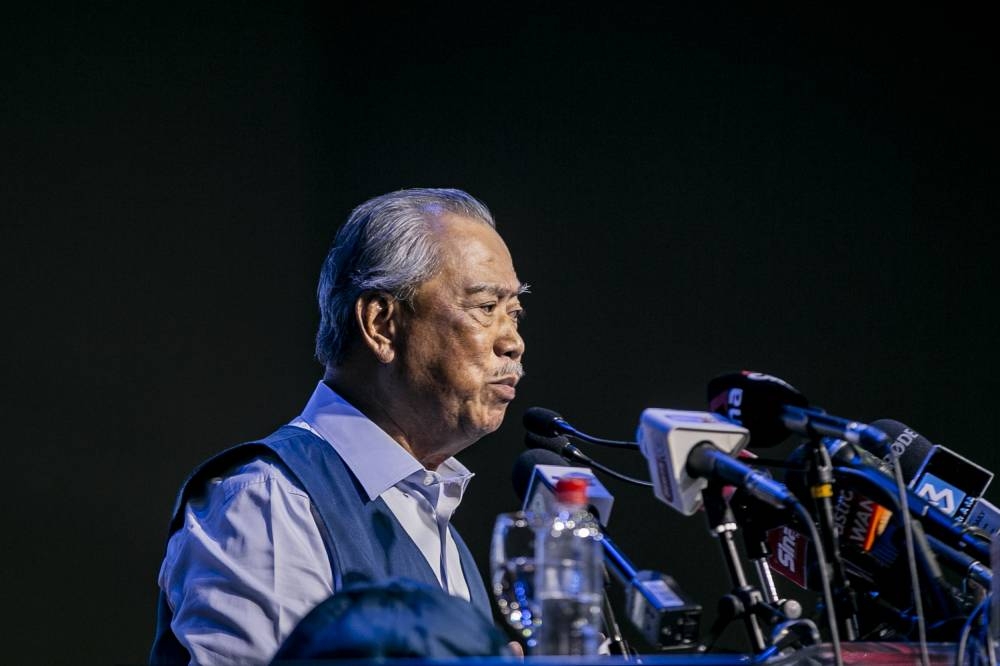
[509,308,524,324]
[480,303,497,314]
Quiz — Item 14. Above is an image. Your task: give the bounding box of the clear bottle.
[533,477,605,655]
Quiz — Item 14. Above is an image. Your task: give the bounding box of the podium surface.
[272,641,960,666]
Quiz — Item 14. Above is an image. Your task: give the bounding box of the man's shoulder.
[178,429,316,513]
[188,424,323,495]
[207,453,310,503]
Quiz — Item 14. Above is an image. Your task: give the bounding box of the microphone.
[525,431,580,460]
[870,419,994,524]
[965,498,1000,536]
[925,534,992,589]
[525,432,653,488]
[512,448,616,525]
[769,438,989,626]
[523,407,574,438]
[707,371,890,451]
[818,438,990,564]
[774,443,918,595]
[637,409,843,654]
[727,487,807,624]
[636,408,798,516]
[867,418,937,482]
[831,418,999,538]
[511,449,702,649]
[523,407,638,449]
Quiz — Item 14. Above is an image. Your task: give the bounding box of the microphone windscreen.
[511,448,567,502]
[869,418,936,481]
[522,406,565,437]
[707,371,809,448]
[525,431,571,455]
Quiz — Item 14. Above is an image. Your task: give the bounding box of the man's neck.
[322,368,455,470]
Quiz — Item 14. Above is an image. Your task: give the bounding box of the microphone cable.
[827,462,931,665]
[787,498,844,666]
[584,457,653,489]
[525,432,652,488]
[524,407,639,449]
[889,451,931,666]
[527,413,845,661]
[956,594,994,666]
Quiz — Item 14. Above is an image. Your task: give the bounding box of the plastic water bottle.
[534,477,604,655]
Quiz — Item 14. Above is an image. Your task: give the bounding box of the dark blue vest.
[150,425,492,664]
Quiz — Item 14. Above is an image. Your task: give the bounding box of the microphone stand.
[700,479,767,654]
[728,489,804,622]
[801,436,859,641]
[600,565,633,660]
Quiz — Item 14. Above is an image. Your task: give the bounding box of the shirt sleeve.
[158,457,335,666]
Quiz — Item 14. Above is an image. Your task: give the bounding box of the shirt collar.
[293,381,473,501]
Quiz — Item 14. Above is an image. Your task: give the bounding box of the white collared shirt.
[158,382,475,666]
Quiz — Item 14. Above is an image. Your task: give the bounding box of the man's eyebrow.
[466,282,531,298]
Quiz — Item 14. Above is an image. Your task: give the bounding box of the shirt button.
[423,474,434,486]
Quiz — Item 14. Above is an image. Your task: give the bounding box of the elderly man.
[151,188,527,664]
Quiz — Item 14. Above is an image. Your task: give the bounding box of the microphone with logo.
[706,371,891,452]
[705,371,898,641]
[511,447,702,651]
[869,418,997,537]
[523,405,799,514]
[523,405,840,661]
[634,408,842,657]
[752,429,992,642]
[782,439,967,629]
[812,420,996,578]
[825,425,995,591]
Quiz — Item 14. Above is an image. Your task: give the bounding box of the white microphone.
[637,408,798,516]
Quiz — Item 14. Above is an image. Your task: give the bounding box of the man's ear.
[354,292,400,364]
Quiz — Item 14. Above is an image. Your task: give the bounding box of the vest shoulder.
[205,454,310,503]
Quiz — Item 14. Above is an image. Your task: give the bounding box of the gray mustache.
[494,362,525,380]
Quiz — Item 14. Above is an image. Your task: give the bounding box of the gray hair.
[315,187,496,366]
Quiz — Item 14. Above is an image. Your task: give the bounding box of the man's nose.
[495,318,524,361]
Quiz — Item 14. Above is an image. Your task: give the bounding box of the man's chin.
[466,407,510,441]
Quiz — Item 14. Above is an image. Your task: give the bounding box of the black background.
[3,3,997,663]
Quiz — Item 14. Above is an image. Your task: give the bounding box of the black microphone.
[830,418,1000,537]
[523,407,638,449]
[924,534,992,589]
[818,439,990,563]
[869,418,995,525]
[762,437,985,631]
[707,371,890,451]
[523,407,572,438]
[525,432,653,488]
[688,445,799,509]
[867,418,937,482]
[511,448,564,507]
[511,449,702,649]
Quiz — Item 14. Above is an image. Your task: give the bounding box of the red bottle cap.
[554,477,589,505]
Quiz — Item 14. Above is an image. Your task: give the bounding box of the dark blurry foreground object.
[271,578,513,662]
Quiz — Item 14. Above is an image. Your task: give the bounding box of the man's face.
[393,213,525,458]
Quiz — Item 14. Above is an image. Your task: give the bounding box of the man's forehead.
[426,210,482,232]
[428,214,521,285]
